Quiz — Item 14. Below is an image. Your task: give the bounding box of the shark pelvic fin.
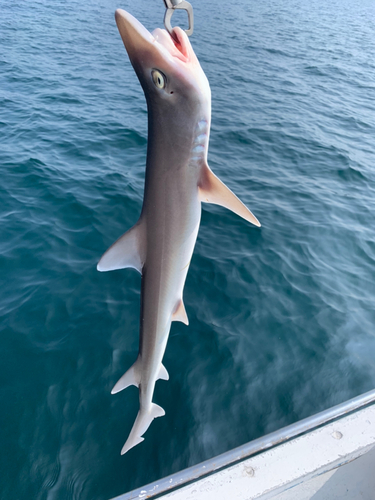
[198,164,261,227]
[97,220,145,273]
[111,358,169,394]
[172,299,189,325]
[121,403,165,455]
[111,357,141,394]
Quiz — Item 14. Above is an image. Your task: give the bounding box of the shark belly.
[138,167,202,407]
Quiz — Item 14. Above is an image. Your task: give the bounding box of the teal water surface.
[1,0,375,498]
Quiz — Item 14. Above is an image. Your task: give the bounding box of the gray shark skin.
[97,9,260,455]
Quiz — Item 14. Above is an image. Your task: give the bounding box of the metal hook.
[163,0,194,37]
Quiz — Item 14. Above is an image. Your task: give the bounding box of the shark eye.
[152,70,166,89]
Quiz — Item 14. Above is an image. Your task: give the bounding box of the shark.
[97,9,261,455]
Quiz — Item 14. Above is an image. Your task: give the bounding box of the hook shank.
[163,0,194,37]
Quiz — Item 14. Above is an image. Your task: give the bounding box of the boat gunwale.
[111,387,375,500]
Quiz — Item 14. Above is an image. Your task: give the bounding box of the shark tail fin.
[199,164,261,227]
[121,403,165,455]
[111,359,169,394]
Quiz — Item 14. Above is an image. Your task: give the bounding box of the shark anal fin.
[198,164,261,227]
[172,299,189,325]
[97,220,145,273]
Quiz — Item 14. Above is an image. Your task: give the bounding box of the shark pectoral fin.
[198,164,261,227]
[172,299,189,325]
[97,220,145,273]
[158,363,169,381]
[111,357,141,394]
[121,403,165,455]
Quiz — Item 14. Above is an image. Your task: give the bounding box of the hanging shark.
[97,9,260,455]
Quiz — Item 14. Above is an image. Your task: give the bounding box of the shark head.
[115,9,210,110]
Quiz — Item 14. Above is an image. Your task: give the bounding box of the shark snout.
[115,9,155,64]
[115,9,193,69]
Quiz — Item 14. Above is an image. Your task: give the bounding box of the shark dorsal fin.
[97,220,145,273]
[172,299,189,325]
[198,164,260,227]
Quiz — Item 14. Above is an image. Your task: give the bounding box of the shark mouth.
[115,9,191,65]
[152,26,190,63]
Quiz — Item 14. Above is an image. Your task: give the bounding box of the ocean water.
[1,0,375,498]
